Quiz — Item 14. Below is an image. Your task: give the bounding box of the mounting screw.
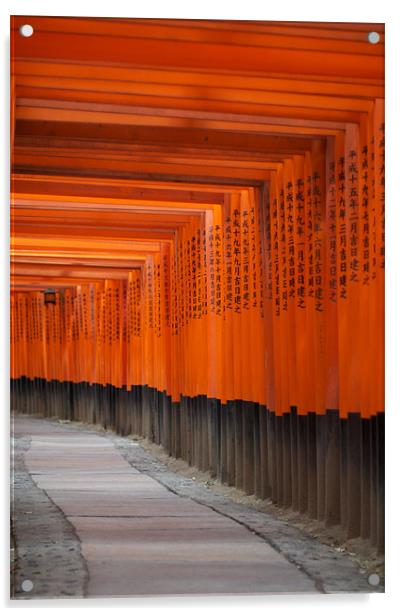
[368,573,380,586]
[19,24,34,38]
[368,32,380,44]
[21,579,34,592]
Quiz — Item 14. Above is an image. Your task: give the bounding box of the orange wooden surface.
[10,17,384,419]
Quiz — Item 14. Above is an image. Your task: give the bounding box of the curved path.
[11,415,380,598]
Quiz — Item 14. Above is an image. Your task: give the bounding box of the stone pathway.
[11,415,382,598]
[11,422,88,599]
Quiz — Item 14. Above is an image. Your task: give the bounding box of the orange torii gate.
[10,17,384,551]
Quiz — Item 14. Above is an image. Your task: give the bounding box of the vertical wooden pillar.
[242,402,255,495]
[234,401,244,491]
[297,413,308,513]
[267,410,277,503]
[346,413,362,538]
[282,412,292,507]
[220,403,228,483]
[307,412,317,519]
[360,417,371,538]
[325,410,341,526]
[376,412,385,554]
[290,407,299,510]
[253,404,262,497]
[226,401,236,486]
[259,406,270,499]
[316,413,327,521]
[276,414,284,505]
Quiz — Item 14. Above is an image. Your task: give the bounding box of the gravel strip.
[11,430,88,600]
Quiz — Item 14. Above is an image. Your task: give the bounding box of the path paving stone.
[12,415,383,597]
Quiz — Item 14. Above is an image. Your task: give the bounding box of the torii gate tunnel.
[10,16,384,553]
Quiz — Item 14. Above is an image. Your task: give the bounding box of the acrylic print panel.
[10,15,384,598]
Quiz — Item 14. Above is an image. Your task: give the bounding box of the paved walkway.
[11,415,381,598]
